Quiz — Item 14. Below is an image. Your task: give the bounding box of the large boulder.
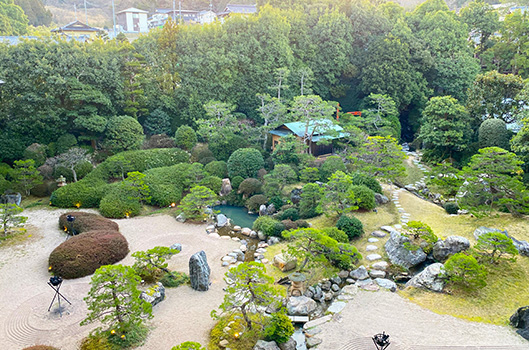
[349,265,369,280]
[510,306,529,340]
[287,296,317,316]
[375,193,389,205]
[273,254,297,272]
[432,236,470,261]
[278,338,297,350]
[405,263,445,292]
[220,178,232,196]
[1,193,21,206]
[290,188,302,205]
[384,231,427,269]
[254,340,280,350]
[189,251,211,291]
[140,282,165,306]
[216,214,229,227]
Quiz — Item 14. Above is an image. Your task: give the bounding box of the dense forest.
[1,0,528,169]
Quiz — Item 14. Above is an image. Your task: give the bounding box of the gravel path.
[0,209,238,350]
[316,290,527,349]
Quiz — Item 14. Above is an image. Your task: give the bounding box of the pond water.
[213,205,258,228]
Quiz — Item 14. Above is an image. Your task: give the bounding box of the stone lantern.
[56,175,67,187]
[289,272,306,297]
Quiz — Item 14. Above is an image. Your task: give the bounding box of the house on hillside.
[152,9,217,25]
[117,8,149,33]
[51,21,102,37]
[270,120,348,157]
[217,4,257,20]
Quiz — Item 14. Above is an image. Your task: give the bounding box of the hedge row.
[58,212,119,235]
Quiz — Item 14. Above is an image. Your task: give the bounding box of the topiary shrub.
[49,179,109,208]
[321,227,349,243]
[263,312,295,344]
[444,202,459,215]
[49,230,129,279]
[148,184,183,207]
[99,189,142,219]
[23,346,60,350]
[300,167,320,183]
[56,133,78,155]
[253,216,283,237]
[319,156,346,182]
[190,144,213,163]
[478,118,511,150]
[175,125,198,151]
[104,116,144,154]
[227,148,264,179]
[350,172,383,194]
[351,185,376,210]
[231,176,244,190]
[204,160,228,179]
[142,134,176,149]
[281,219,297,231]
[200,175,222,194]
[336,215,364,240]
[246,194,268,212]
[59,212,119,235]
[238,178,262,198]
[443,253,487,290]
[277,207,299,221]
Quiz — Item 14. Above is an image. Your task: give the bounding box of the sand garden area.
[0,208,239,350]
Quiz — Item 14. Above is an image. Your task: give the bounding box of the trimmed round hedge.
[22,346,60,350]
[49,179,109,208]
[49,230,129,279]
[59,212,119,235]
[336,215,364,240]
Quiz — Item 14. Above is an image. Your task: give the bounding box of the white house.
[117,8,149,33]
[199,10,217,24]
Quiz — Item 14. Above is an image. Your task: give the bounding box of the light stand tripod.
[47,276,71,317]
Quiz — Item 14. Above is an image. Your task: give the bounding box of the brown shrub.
[58,212,119,236]
[23,346,60,350]
[281,219,297,231]
[142,134,176,149]
[49,230,129,279]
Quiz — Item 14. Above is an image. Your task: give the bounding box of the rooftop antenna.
[84,0,88,24]
[111,0,116,37]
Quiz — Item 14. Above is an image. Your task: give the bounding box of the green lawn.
[397,189,529,325]
[396,156,427,186]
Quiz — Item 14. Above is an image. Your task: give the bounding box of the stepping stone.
[356,278,380,292]
[368,238,379,243]
[209,233,220,239]
[366,245,378,251]
[380,226,394,233]
[401,219,409,224]
[288,315,309,323]
[398,209,405,213]
[375,278,397,292]
[327,301,346,314]
[303,315,332,330]
[220,236,231,240]
[392,201,400,204]
[366,254,382,261]
[369,269,386,278]
[371,231,386,238]
[394,224,402,229]
[371,261,389,271]
[231,237,240,241]
[306,337,322,348]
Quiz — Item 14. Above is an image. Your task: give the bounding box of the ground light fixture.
[66,214,76,236]
[47,276,72,317]
[372,332,390,350]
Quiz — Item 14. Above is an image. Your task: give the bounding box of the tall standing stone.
[189,251,211,291]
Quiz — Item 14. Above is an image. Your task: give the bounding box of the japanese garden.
[1,0,529,349]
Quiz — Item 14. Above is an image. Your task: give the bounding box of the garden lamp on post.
[372,332,391,350]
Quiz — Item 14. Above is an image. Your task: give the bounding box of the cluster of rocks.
[140,282,165,306]
[0,192,21,206]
